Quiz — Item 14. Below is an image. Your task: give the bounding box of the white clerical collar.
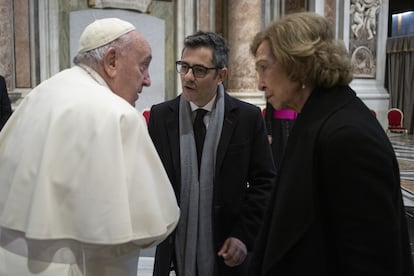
[77,64,110,89]
[189,94,217,112]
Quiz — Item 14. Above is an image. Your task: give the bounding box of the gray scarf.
[175,85,225,276]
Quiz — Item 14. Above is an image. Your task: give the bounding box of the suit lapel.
[166,97,182,189]
[215,94,238,171]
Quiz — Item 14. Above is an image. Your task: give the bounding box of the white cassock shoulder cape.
[0,66,179,275]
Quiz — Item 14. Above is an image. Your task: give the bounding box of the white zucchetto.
[78,17,136,53]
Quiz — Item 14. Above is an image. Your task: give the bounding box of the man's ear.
[217,67,228,85]
[103,47,117,78]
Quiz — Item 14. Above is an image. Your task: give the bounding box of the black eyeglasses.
[176,61,221,78]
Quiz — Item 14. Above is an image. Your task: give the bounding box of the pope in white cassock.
[0,18,179,276]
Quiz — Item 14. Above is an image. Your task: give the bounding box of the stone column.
[0,0,30,106]
[344,0,389,129]
[226,0,264,108]
[14,0,31,88]
[175,0,197,95]
[0,0,13,88]
[198,0,215,31]
[38,0,60,82]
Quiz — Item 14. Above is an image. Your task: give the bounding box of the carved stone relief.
[349,0,382,78]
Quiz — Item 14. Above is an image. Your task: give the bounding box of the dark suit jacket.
[148,92,277,276]
[249,85,413,276]
[0,76,12,131]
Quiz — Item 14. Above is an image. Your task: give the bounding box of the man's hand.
[217,237,247,267]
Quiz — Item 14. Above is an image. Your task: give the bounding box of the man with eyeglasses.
[148,31,276,276]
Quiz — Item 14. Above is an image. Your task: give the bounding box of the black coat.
[0,76,12,131]
[249,85,413,276]
[148,92,277,276]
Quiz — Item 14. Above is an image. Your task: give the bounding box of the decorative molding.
[89,0,152,12]
[356,93,389,99]
[358,93,390,101]
[227,91,266,109]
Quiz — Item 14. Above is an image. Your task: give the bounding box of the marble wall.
[0,0,391,126]
[14,0,31,88]
[0,0,33,106]
[0,0,13,89]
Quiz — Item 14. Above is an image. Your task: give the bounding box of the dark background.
[388,1,414,36]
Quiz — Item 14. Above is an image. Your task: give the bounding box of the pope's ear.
[103,47,117,78]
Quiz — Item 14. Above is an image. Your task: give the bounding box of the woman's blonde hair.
[251,12,353,88]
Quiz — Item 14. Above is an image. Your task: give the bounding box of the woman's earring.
[301,84,306,89]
